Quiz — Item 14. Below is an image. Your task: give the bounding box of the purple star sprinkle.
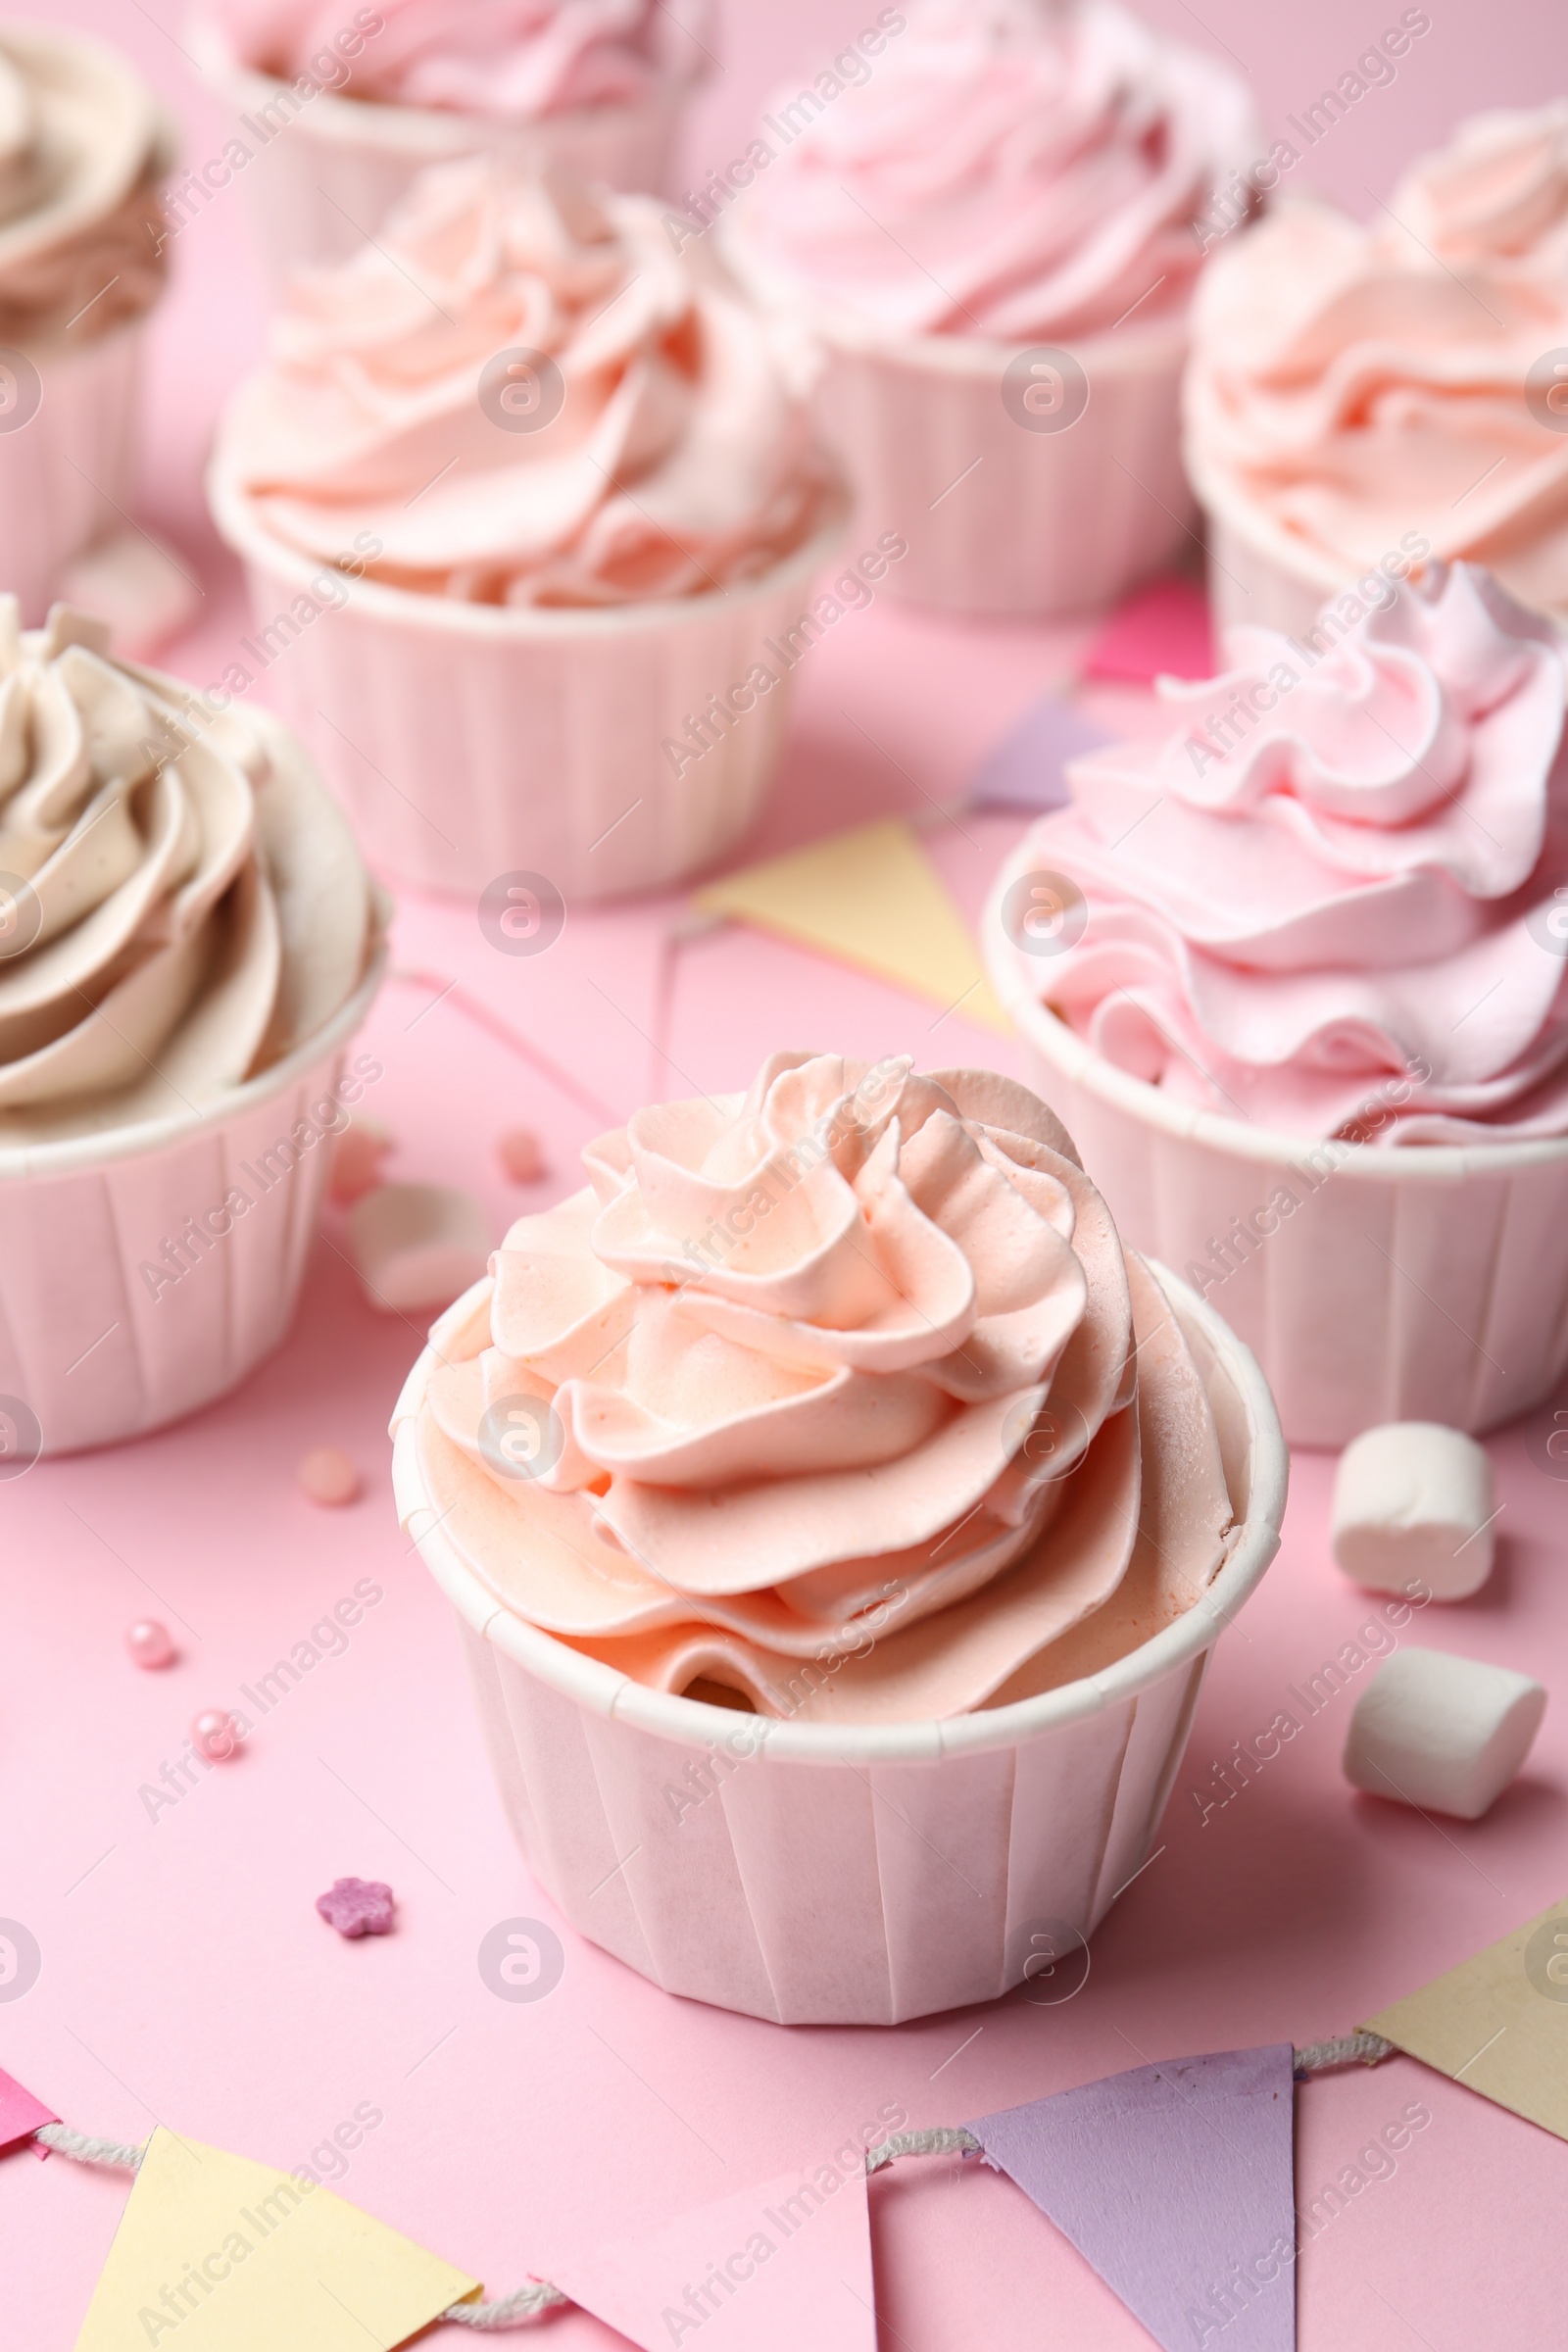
[316,1878,396,1938]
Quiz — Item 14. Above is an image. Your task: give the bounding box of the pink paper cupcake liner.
[187,11,698,282]
[0,320,142,625]
[0,951,384,1457]
[985,856,1568,1448]
[208,466,850,903]
[393,1263,1285,2027]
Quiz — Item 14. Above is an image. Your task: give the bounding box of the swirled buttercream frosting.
[0,24,172,345]
[1004,563,1568,1143]
[216,162,833,606]
[209,0,710,119]
[729,0,1257,340]
[411,1052,1238,1721]
[0,603,378,1143]
[1186,108,1568,612]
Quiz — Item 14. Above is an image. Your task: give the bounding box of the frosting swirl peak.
[413,1054,1238,1721]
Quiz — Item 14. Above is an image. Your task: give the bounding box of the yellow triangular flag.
[74,2127,480,2350]
[1364,1894,1568,2140]
[696,817,1010,1035]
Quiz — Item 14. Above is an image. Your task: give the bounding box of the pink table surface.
[6,3,1568,2346]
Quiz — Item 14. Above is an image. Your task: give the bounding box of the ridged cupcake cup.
[0,951,383,1458]
[722,222,1194,620]
[393,1263,1285,2027]
[208,464,851,903]
[187,11,700,283]
[0,320,144,625]
[985,851,1568,1449]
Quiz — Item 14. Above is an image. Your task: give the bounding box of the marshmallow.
[329,1115,393,1204]
[1331,1422,1495,1600]
[1344,1647,1546,1820]
[348,1184,490,1312]
[56,529,202,657]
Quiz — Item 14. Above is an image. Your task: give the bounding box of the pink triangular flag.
[968,2045,1296,2352]
[1082,575,1215,684]
[549,2165,877,2352]
[0,2064,57,2155]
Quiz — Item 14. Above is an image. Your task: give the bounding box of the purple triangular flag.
[969,694,1109,814]
[968,2045,1296,2352]
[0,2063,57,2156]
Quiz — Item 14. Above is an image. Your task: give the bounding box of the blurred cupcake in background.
[0,602,385,1455]
[1188,106,1568,637]
[985,563,1568,1445]
[188,0,715,281]
[0,24,174,625]
[208,162,848,901]
[722,0,1258,616]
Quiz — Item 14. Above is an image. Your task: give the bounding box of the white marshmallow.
[56,529,202,657]
[1344,1647,1546,1820]
[1331,1422,1495,1600]
[348,1184,490,1312]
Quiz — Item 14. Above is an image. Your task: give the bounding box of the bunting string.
[26,2036,1397,2333]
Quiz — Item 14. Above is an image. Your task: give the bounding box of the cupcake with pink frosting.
[1188,107,1568,636]
[394,1051,1286,2021]
[722,0,1258,615]
[986,563,1568,1445]
[188,0,713,281]
[0,24,173,621]
[209,162,847,898]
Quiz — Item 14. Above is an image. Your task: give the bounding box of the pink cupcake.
[984,563,1568,1446]
[722,0,1257,616]
[208,162,848,902]
[394,1051,1285,2022]
[0,603,385,1456]
[1187,107,1568,637]
[0,25,173,622]
[187,0,714,281]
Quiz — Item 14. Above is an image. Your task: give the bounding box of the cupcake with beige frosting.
[0,25,173,620]
[1187,106,1568,634]
[209,161,848,899]
[0,602,384,1454]
[394,1052,1286,2022]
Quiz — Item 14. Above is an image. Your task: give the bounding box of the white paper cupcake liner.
[0,952,384,1457]
[984,858,1568,1448]
[393,1263,1285,2026]
[208,466,851,903]
[187,11,698,282]
[0,319,143,625]
[722,221,1194,619]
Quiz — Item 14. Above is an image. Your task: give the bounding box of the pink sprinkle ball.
[329,1119,392,1205]
[192,1708,241,1762]
[299,1446,361,1507]
[126,1619,176,1670]
[499,1126,547,1184]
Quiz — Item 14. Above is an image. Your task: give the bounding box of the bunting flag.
[548,2163,877,2352]
[968,693,1109,814]
[1364,1893,1568,2141]
[968,2046,1298,2352]
[0,2064,56,2154]
[1081,574,1216,685]
[73,2127,479,2351]
[694,817,1010,1034]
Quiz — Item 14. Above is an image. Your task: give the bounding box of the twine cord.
[29,2039,1400,2330]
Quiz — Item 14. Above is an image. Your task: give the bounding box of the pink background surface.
[6,2,1568,2344]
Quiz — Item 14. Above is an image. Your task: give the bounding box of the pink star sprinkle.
[316,1878,396,1938]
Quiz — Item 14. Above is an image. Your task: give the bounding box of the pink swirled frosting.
[1007,564,1568,1144]
[0,25,172,345]
[1186,108,1568,612]
[730,0,1257,340]
[209,0,710,118]
[216,162,832,606]
[410,1053,1237,1722]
